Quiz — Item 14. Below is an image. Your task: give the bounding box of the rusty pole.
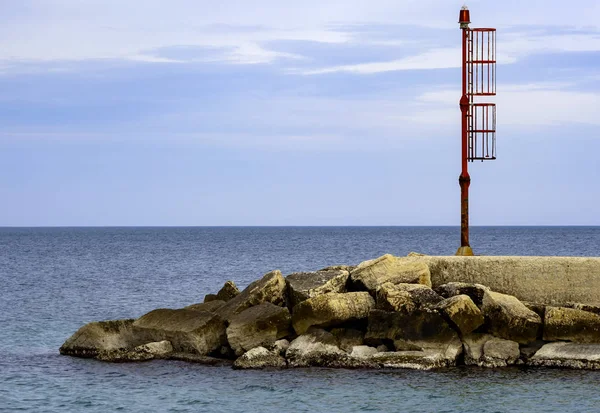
[457,6,474,256]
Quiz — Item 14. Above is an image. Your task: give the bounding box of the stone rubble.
[59,253,600,371]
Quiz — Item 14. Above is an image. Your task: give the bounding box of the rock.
[376,344,389,352]
[566,302,600,316]
[393,283,444,309]
[371,338,463,370]
[434,282,490,306]
[184,300,226,313]
[522,302,546,320]
[96,340,174,362]
[217,270,287,321]
[349,254,431,294]
[318,265,356,273]
[543,306,600,343]
[132,309,226,355]
[529,342,600,369]
[365,309,457,344]
[285,328,376,368]
[203,294,219,303]
[286,269,349,309]
[226,303,291,356]
[269,339,290,356]
[375,283,415,312]
[407,252,427,257]
[233,347,287,369]
[168,353,234,366]
[291,292,375,335]
[60,319,139,358]
[436,295,484,335]
[462,334,520,367]
[330,328,364,352]
[481,291,542,344]
[216,281,240,302]
[520,340,546,361]
[350,345,379,358]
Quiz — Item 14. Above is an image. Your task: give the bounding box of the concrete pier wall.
[403,256,600,305]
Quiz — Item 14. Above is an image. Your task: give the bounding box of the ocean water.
[1,226,600,413]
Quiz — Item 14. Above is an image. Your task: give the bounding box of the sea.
[1,226,600,413]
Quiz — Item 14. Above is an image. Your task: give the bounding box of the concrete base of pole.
[455,246,474,256]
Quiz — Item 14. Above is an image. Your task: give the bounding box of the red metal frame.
[458,7,497,254]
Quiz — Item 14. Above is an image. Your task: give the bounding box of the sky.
[0,0,599,226]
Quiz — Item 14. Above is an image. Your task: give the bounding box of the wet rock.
[434,282,490,306]
[330,328,364,352]
[462,334,520,367]
[226,303,291,356]
[519,340,546,362]
[375,282,415,312]
[216,281,240,302]
[184,300,226,313]
[529,342,600,369]
[218,270,287,321]
[60,319,139,358]
[543,306,600,343]
[286,328,376,368]
[96,340,174,362]
[436,295,484,335]
[132,309,227,355]
[349,254,431,294]
[286,269,349,309]
[233,347,287,369]
[481,291,542,344]
[291,292,375,335]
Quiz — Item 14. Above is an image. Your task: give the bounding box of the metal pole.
[457,9,474,256]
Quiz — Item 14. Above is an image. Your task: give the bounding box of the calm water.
[1,226,600,412]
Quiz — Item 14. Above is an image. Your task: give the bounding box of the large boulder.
[481,291,542,344]
[286,269,349,309]
[393,283,443,309]
[370,337,463,370]
[218,270,287,321]
[434,282,490,306]
[330,328,364,352]
[375,282,415,312]
[349,254,431,294]
[318,265,355,273]
[184,300,226,313]
[285,328,376,368]
[528,342,600,369]
[462,334,520,367]
[215,281,240,302]
[226,303,291,356]
[566,302,600,316]
[365,309,457,345]
[132,309,226,355]
[543,306,600,343]
[60,319,140,358]
[96,340,174,362]
[233,347,287,369]
[436,295,484,335]
[291,292,375,335]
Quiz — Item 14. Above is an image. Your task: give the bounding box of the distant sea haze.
[1,226,599,412]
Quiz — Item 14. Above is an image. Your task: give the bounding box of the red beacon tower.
[456,5,497,256]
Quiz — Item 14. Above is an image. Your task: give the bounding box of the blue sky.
[0,0,599,226]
